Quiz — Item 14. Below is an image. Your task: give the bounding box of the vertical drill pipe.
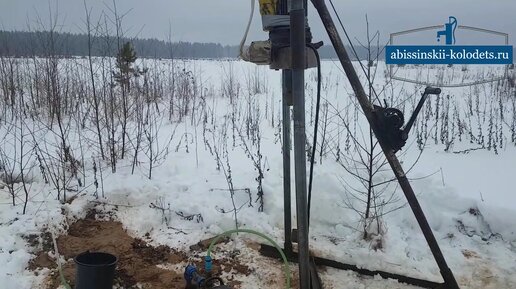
[310,1,460,288]
[280,0,288,14]
[291,1,310,288]
[282,70,293,255]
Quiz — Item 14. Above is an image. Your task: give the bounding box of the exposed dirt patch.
[28,210,251,289]
[57,218,188,289]
[29,251,56,271]
[462,249,480,259]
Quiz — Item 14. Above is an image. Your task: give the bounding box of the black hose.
[204,276,225,288]
[307,45,321,228]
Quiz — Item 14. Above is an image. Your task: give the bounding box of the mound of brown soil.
[28,211,250,289]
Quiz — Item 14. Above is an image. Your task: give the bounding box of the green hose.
[206,229,291,289]
[59,268,72,289]
[51,229,72,289]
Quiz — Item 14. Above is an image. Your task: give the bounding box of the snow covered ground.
[0,59,515,289]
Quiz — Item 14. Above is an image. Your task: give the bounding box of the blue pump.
[437,16,458,45]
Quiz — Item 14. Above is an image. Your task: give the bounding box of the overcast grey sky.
[1,0,515,45]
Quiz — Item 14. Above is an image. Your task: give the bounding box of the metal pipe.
[280,0,289,14]
[310,1,460,288]
[282,70,293,255]
[402,92,429,137]
[290,0,310,288]
[403,87,441,136]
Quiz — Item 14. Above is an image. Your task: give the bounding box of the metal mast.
[290,0,310,288]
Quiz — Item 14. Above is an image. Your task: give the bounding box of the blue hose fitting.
[184,264,205,286]
[204,256,213,273]
[184,264,196,284]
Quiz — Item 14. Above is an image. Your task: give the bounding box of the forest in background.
[0,30,381,60]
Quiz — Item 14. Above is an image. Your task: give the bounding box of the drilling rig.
[191,1,462,288]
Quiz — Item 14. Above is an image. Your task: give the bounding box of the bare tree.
[83,0,105,159]
[329,18,414,246]
[237,96,268,212]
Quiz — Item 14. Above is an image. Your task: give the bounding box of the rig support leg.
[310,1,460,288]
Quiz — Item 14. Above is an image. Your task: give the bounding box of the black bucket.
[74,251,118,289]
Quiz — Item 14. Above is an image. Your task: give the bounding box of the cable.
[45,196,71,289]
[327,0,383,106]
[307,45,321,228]
[206,228,291,289]
[204,276,225,287]
[51,229,72,289]
[239,0,256,61]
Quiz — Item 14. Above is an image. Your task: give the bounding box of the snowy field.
[0,58,515,289]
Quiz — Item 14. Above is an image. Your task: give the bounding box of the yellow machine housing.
[259,0,278,16]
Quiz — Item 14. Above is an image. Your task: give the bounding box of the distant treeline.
[0,30,383,60]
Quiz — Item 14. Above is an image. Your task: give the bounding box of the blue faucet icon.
[437,16,458,45]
